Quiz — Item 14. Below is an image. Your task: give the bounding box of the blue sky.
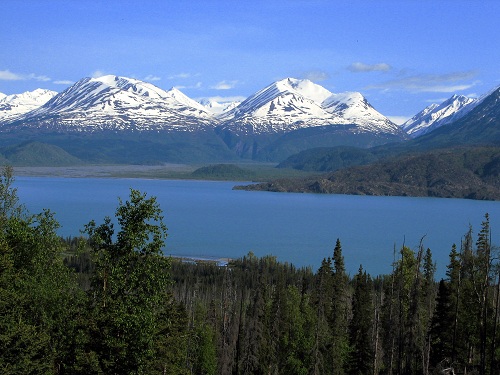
[1,0,499,123]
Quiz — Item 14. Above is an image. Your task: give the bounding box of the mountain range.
[402,94,477,138]
[0,75,403,135]
[0,75,498,165]
[0,88,57,122]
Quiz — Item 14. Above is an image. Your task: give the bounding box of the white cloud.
[367,71,479,93]
[211,80,238,90]
[28,74,51,82]
[168,72,198,80]
[53,80,74,85]
[144,75,161,82]
[0,69,51,81]
[348,62,392,73]
[419,84,477,93]
[174,81,203,90]
[300,70,330,82]
[0,70,24,80]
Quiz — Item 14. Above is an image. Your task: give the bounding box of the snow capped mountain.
[163,87,213,117]
[402,94,476,138]
[199,98,241,115]
[6,75,499,164]
[219,78,401,135]
[284,77,333,103]
[321,91,398,133]
[9,75,214,132]
[0,76,405,137]
[220,78,331,123]
[0,88,57,121]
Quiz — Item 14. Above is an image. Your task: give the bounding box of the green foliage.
[0,166,85,374]
[278,146,378,172]
[83,189,173,374]
[1,141,82,166]
[191,305,218,375]
[254,124,405,162]
[3,164,500,374]
[191,163,256,180]
[430,279,455,368]
[348,266,374,375]
[241,146,500,200]
[331,239,350,374]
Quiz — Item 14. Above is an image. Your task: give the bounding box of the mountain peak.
[164,87,212,115]
[0,88,57,121]
[275,77,333,103]
[200,98,241,115]
[219,77,399,135]
[89,75,171,100]
[402,94,476,137]
[7,75,214,132]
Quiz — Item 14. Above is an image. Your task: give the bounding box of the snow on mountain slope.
[402,95,476,138]
[322,91,399,133]
[285,78,333,103]
[221,78,331,119]
[11,75,214,132]
[219,78,400,135]
[0,88,57,121]
[163,87,212,117]
[218,78,341,133]
[199,98,241,115]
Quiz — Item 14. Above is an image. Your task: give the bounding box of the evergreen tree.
[311,257,333,374]
[331,238,350,374]
[446,243,461,365]
[420,247,437,375]
[348,265,374,375]
[476,213,492,375]
[82,189,174,374]
[430,279,455,370]
[191,304,217,375]
[0,166,85,374]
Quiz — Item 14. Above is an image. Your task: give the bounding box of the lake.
[14,176,500,278]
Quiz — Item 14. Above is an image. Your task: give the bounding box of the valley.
[1,74,499,200]
[12,162,317,181]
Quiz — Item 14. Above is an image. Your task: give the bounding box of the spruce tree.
[430,279,455,370]
[348,265,374,375]
[331,238,349,374]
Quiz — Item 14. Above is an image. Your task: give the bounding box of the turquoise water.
[15,177,500,278]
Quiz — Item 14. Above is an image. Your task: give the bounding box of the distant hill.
[277,146,378,171]
[191,164,256,180]
[236,147,500,200]
[0,141,82,166]
[279,87,500,172]
[255,124,404,161]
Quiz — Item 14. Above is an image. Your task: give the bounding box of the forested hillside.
[1,166,499,374]
[239,147,500,200]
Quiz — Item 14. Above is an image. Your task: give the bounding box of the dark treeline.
[1,165,500,374]
[169,224,499,375]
